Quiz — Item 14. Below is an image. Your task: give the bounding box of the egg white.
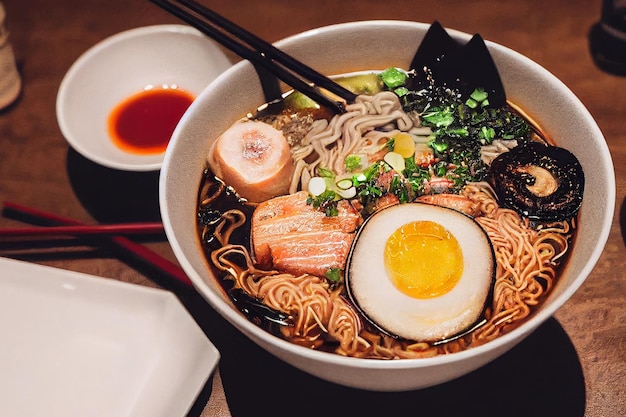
[346,202,495,342]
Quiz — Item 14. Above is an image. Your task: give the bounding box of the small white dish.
[0,257,219,417]
[56,24,233,171]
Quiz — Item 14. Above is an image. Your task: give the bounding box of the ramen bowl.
[56,24,233,171]
[160,21,615,391]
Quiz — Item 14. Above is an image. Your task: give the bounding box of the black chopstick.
[149,0,357,113]
[176,0,358,101]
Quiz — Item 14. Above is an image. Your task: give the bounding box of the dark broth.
[195,70,580,357]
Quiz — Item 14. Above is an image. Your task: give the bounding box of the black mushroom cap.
[488,141,585,222]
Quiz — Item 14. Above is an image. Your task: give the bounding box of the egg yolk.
[384,220,463,299]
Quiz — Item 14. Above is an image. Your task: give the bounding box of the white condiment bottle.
[0,2,20,110]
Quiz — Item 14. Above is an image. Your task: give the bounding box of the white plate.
[0,257,219,417]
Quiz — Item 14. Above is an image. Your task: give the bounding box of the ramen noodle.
[196,67,581,359]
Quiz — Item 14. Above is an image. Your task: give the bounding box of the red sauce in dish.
[107,86,194,154]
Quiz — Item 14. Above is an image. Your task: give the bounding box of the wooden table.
[1,1,624,416]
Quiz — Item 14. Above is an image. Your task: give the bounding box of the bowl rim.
[161,19,616,371]
[55,24,222,172]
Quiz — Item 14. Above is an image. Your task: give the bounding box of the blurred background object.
[589,0,626,75]
[0,2,21,110]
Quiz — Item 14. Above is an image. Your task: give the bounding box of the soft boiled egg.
[345,202,495,342]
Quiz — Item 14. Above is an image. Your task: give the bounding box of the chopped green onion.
[354,173,367,183]
[465,98,478,109]
[470,87,488,103]
[422,108,455,128]
[344,154,362,171]
[379,67,407,88]
[434,162,447,177]
[430,140,449,153]
[363,161,383,181]
[318,167,335,178]
[394,86,409,97]
[467,88,490,108]
[307,190,338,216]
[446,127,469,137]
[386,138,395,152]
[479,126,496,142]
[337,186,357,199]
[336,178,353,190]
[325,268,342,284]
[308,176,327,196]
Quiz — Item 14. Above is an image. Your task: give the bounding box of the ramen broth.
[196,69,581,359]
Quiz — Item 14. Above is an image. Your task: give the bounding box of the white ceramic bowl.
[56,24,233,171]
[160,21,615,391]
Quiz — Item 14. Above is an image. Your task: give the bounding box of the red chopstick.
[0,222,165,238]
[2,201,193,287]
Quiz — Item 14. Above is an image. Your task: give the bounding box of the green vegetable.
[465,98,479,109]
[352,173,367,185]
[363,160,385,181]
[466,89,490,109]
[324,268,343,284]
[403,157,429,195]
[354,162,386,211]
[318,167,335,179]
[385,78,532,185]
[338,73,384,94]
[307,190,339,217]
[336,178,354,190]
[429,139,449,153]
[344,154,362,172]
[394,86,409,97]
[284,91,320,110]
[470,87,488,102]
[433,161,448,177]
[389,174,412,203]
[386,138,395,152]
[379,67,408,89]
[479,126,496,141]
[422,107,455,128]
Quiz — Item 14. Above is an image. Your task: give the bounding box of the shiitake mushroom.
[488,141,584,222]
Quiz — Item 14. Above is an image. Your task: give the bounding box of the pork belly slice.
[251,191,362,277]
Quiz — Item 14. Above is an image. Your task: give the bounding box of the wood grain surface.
[0,1,624,416]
